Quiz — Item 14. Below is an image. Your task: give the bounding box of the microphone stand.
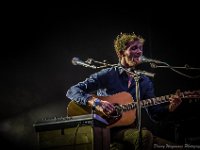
[118,67,155,150]
[150,63,200,70]
[150,62,200,79]
[133,72,143,149]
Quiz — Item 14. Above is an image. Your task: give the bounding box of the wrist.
[94,98,101,106]
[87,97,101,107]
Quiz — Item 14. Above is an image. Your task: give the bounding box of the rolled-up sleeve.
[66,68,109,105]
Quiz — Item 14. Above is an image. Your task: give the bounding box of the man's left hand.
[169,89,182,112]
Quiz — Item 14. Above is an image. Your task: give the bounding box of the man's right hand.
[88,97,115,116]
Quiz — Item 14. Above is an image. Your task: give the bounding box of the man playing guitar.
[66,32,199,150]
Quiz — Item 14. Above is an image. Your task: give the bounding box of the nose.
[133,49,143,57]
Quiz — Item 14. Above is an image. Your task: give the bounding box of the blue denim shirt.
[66,66,169,122]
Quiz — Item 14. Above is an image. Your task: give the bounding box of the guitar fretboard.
[119,94,173,111]
[140,94,172,108]
[119,91,200,111]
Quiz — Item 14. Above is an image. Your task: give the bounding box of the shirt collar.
[117,63,133,75]
[115,63,126,75]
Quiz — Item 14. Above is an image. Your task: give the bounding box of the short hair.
[114,32,145,58]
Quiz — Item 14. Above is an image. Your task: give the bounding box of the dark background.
[2,5,200,149]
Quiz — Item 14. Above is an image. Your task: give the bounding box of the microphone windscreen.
[71,57,79,65]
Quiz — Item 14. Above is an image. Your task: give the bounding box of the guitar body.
[67,92,136,128]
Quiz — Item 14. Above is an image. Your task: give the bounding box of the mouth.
[128,56,142,65]
[130,56,140,61]
[132,51,143,58]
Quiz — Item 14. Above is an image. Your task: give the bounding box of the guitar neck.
[117,91,200,112]
[140,94,173,108]
[118,93,174,112]
[140,91,199,108]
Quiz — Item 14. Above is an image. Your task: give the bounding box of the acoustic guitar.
[67,90,200,128]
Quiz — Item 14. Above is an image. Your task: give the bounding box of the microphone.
[139,55,165,64]
[134,70,155,78]
[71,57,97,69]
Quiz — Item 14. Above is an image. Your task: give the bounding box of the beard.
[124,57,137,67]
